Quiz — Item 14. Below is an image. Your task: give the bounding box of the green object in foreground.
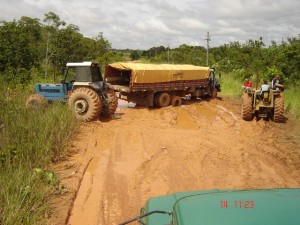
[137,188,300,225]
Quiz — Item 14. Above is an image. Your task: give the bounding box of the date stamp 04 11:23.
[220,200,255,208]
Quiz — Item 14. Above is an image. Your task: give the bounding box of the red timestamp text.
[220,200,255,208]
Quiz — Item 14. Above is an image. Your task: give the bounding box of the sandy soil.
[48,95,300,225]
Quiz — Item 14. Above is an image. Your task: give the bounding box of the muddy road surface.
[49,96,300,225]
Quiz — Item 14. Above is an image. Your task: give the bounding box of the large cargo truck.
[104,63,221,107]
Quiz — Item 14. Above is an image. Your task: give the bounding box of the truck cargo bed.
[105,63,210,85]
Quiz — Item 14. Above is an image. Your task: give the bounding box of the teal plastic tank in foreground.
[139,188,300,225]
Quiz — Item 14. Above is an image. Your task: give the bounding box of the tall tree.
[43,12,66,29]
[43,12,66,78]
[86,32,111,60]
[50,24,88,75]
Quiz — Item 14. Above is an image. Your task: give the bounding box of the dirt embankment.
[49,96,300,225]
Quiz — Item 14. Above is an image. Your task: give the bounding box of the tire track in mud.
[58,97,300,225]
[98,129,152,225]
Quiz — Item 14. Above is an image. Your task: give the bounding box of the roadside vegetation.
[0,11,299,224]
[284,83,300,118]
[0,85,77,224]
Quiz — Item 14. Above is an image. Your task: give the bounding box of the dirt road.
[49,96,300,225]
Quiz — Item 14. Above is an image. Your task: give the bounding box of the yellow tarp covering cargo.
[106,62,210,84]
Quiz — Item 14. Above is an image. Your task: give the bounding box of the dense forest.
[0,12,299,87]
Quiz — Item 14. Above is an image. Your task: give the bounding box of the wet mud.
[48,96,300,225]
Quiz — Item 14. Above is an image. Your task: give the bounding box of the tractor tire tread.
[101,88,118,117]
[242,93,253,121]
[68,87,101,122]
[273,95,284,123]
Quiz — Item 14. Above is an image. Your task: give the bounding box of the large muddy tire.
[170,95,182,107]
[273,94,284,123]
[157,92,170,107]
[68,88,101,122]
[101,88,118,117]
[242,93,253,121]
[26,94,48,109]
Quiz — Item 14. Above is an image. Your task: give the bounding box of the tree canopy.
[0,12,115,85]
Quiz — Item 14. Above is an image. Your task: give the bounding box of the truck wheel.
[68,88,101,122]
[170,96,182,106]
[211,88,218,99]
[153,94,160,107]
[157,92,170,107]
[242,93,253,121]
[273,95,284,123]
[26,94,48,109]
[101,88,118,117]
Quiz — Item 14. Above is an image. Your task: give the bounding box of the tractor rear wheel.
[242,93,253,121]
[157,92,170,107]
[101,88,118,117]
[273,94,284,123]
[68,88,101,122]
[26,94,48,109]
[170,95,182,106]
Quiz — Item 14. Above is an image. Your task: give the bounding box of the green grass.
[284,85,300,118]
[0,85,78,225]
[220,73,300,118]
[0,169,50,225]
[219,73,244,98]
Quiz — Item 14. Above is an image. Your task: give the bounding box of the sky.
[1,0,300,49]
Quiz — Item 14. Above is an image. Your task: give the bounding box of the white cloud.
[136,19,179,35]
[23,0,50,7]
[215,0,281,18]
[179,18,208,30]
[215,28,247,35]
